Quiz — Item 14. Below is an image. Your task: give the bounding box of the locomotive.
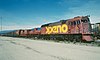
[1,16,94,42]
[40,16,93,42]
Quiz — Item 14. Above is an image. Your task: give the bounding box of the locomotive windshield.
[81,20,88,23]
[81,17,90,23]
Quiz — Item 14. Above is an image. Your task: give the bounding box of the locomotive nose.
[82,35,93,42]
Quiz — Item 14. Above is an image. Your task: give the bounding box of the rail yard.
[0,0,100,60]
[0,16,100,60]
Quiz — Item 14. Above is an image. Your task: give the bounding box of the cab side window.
[77,20,80,25]
[73,21,76,25]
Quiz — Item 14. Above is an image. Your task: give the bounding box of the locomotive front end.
[81,16,93,42]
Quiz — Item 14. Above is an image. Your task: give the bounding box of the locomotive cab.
[81,16,93,42]
[81,16,91,33]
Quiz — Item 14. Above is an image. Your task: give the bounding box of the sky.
[0,0,100,30]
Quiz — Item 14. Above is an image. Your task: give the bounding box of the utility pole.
[0,16,2,31]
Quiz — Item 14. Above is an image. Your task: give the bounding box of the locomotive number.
[46,24,68,34]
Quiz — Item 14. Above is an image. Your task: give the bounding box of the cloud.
[61,0,100,23]
[57,0,87,7]
[1,0,100,31]
[0,9,42,30]
[0,25,41,30]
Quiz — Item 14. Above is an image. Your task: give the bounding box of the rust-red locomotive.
[40,16,93,42]
[4,16,93,42]
[14,16,93,42]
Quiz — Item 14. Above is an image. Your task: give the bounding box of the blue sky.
[0,0,100,30]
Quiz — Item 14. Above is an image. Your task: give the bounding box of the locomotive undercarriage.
[29,34,83,43]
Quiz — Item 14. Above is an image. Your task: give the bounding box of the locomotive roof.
[18,27,41,31]
[41,20,67,27]
[41,16,89,27]
[68,16,88,21]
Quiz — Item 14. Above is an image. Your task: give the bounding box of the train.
[1,15,100,43]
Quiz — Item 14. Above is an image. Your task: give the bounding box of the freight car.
[1,30,18,37]
[39,16,93,42]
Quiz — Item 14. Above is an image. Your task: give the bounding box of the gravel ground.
[0,36,100,60]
